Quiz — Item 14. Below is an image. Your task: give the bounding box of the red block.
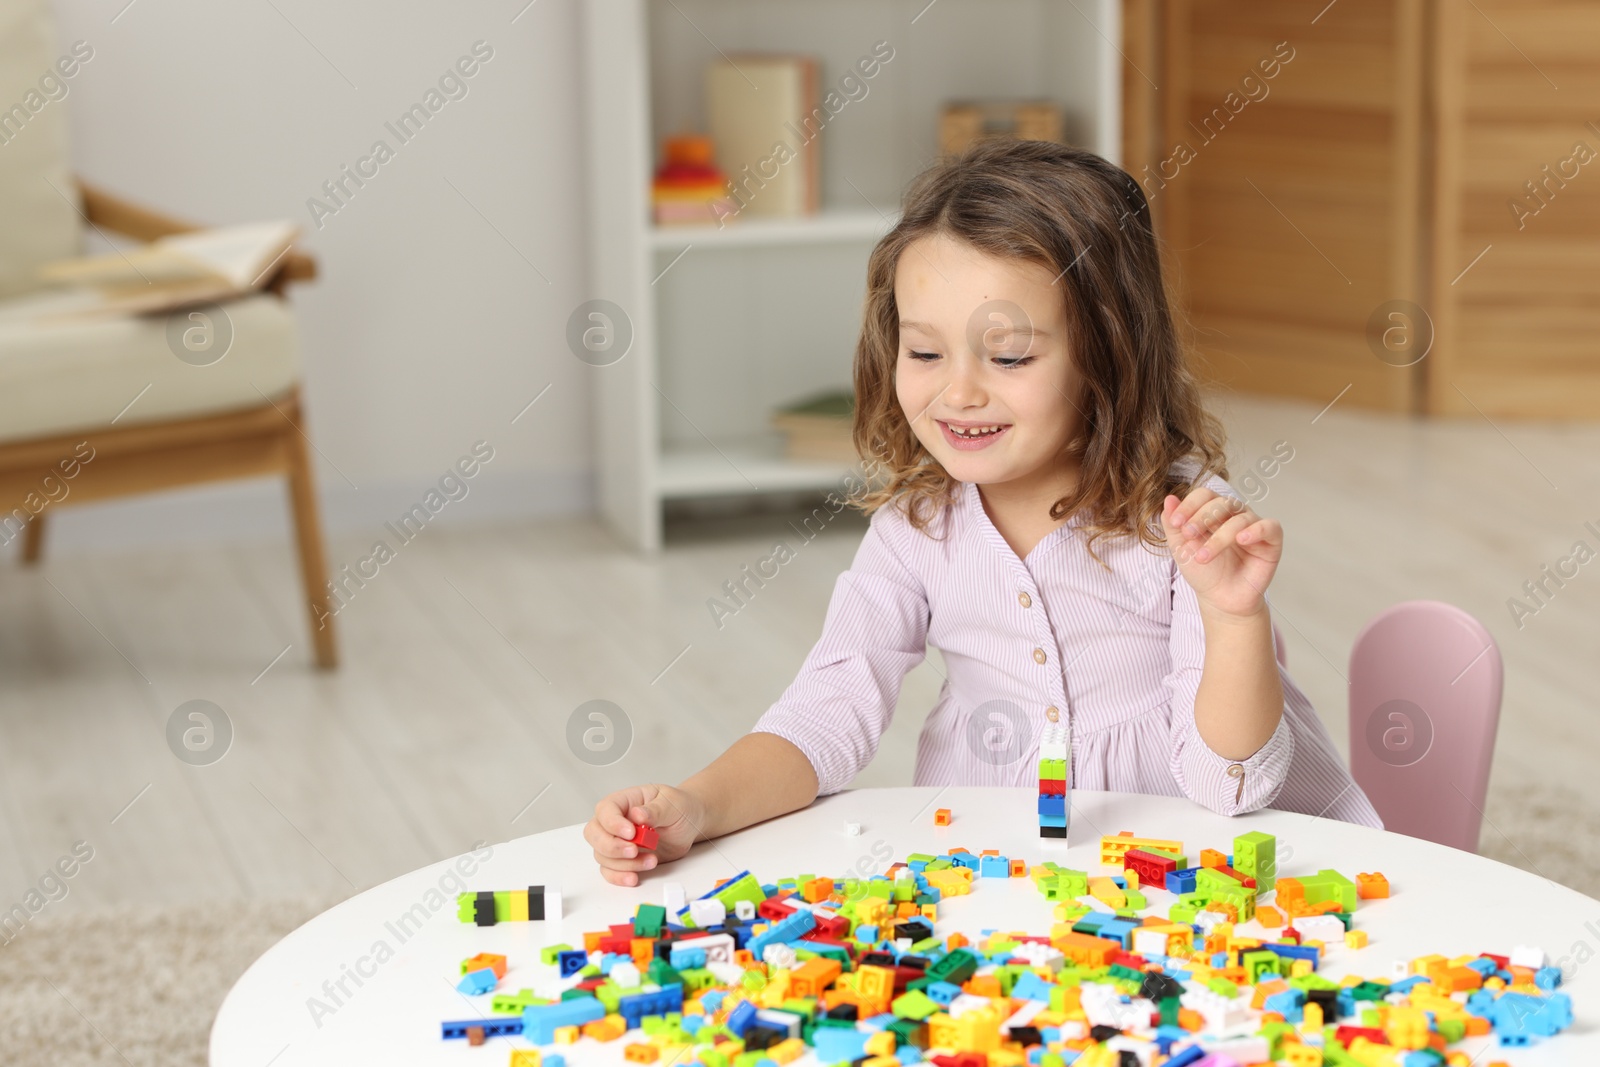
[631,823,659,850]
[1334,1026,1387,1046]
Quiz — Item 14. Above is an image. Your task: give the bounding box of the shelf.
[648,207,898,251]
[657,435,856,499]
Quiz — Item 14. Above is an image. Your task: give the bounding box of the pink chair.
[1346,601,1503,852]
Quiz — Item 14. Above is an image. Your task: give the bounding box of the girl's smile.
[937,418,1012,450]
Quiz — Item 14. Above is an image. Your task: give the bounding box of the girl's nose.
[943,354,987,408]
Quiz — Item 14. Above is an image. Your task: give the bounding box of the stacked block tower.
[1037,720,1069,839]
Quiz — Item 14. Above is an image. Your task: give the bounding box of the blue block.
[896,1047,923,1064]
[544,1057,565,1067]
[979,855,1011,877]
[1265,942,1321,969]
[522,997,605,1044]
[669,944,708,969]
[813,1026,871,1062]
[1163,1047,1207,1067]
[726,998,758,1036]
[1011,971,1054,1002]
[746,908,816,959]
[1535,966,1563,990]
[1037,794,1066,817]
[557,949,588,977]
[1165,868,1199,894]
[456,967,497,995]
[925,980,963,1005]
[442,1016,524,1040]
[618,983,684,1029]
[1037,813,1067,828]
[950,853,980,871]
[1263,988,1305,1022]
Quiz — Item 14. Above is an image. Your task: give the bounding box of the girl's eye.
[906,351,940,362]
[993,356,1036,369]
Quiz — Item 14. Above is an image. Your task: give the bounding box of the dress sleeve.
[751,508,930,795]
[1163,536,1296,818]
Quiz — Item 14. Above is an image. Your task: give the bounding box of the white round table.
[211,788,1600,1066]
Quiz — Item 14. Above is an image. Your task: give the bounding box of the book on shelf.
[770,388,855,462]
[705,54,820,221]
[37,220,300,317]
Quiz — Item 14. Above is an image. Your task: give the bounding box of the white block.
[1295,915,1345,944]
[761,943,798,969]
[734,899,757,920]
[1132,929,1170,957]
[610,961,641,987]
[1511,944,1547,969]
[845,821,862,836]
[662,882,687,913]
[707,960,746,985]
[1202,1035,1269,1062]
[544,889,563,923]
[689,898,727,927]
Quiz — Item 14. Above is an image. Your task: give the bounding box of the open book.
[38,221,300,316]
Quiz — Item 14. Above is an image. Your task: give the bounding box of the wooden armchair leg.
[284,423,339,670]
[20,514,45,564]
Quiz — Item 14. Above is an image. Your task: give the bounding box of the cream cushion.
[0,288,301,444]
[0,0,84,299]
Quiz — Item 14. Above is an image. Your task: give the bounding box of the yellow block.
[768,1039,806,1064]
[1346,930,1369,949]
[507,891,529,922]
[554,1026,580,1044]
[864,1031,896,1056]
[1088,877,1126,909]
[509,1051,541,1067]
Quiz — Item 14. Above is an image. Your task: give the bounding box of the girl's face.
[893,232,1085,492]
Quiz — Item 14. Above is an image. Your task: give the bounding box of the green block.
[1108,964,1143,983]
[1206,977,1239,997]
[891,989,940,1020]
[540,942,574,964]
[926,948,979,985]
[1145,847,1187,867]
[491,989,540,1014]
[710,872,768,916]
[1158,996,1180,1027]
[646,958,682,987]
[1169,903,1198,923]
[634,903,667,937]
[1243,950,1281,982]
[1122,888,1147,910]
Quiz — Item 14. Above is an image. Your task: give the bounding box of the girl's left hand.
[1161,489,1282,619]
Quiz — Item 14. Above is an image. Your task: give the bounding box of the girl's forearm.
[678,732,820,841]
[1192,605,1284,760]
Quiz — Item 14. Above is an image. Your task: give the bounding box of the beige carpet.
[0,895,339,1067]
[0,779,1593,1066]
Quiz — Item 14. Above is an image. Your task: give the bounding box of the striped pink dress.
[753,463,1383,827]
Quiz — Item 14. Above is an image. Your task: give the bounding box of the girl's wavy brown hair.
[851,138,1230,567]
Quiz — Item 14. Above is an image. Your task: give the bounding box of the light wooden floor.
[2,388,1598,913]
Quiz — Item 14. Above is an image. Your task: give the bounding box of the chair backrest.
[1348,600,1502,852]
[0,0,84,298]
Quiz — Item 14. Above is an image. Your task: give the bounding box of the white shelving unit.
[581,0,1122,551]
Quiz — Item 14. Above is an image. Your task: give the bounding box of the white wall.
[44,0,594,548]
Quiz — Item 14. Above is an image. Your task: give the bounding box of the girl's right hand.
[583,783,704,886]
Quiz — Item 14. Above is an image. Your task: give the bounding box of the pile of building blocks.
[444,828,1572,1065]
[1036,723,1069,840]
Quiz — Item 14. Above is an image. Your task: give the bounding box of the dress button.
[1045,705,1059,719]
[1018,591,1032,608]
[1032,647,1047,665]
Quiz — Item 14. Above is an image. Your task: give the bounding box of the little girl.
[585,140,1380,885]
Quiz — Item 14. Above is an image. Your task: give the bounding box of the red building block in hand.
[631,823,659,851]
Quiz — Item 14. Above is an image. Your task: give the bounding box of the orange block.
[630,938,655,968]
[1177,1008,1204,1032]
[934,808,952,826]
[965,974,1003,998]
[1357,872,1390,899]
[947,932,969,950]
[1252,978,1289,1009]
[1200,849,1227,868]
[1051,931,1119,967]
[1257,905,1285,928]
[583,1015,627,1042]
[1275,878,1305,904]
[623,1043,659,1063]
[1009,858,1027,877]
[791,958,842,999]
